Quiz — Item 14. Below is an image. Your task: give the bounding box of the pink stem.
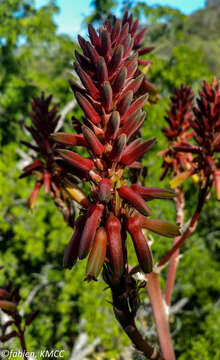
[147,273,175,360]
[165,188,185,306]
[159,183,210,267]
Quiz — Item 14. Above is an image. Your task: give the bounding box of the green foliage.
[84,0,117,25]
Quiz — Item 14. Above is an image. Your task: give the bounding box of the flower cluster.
[21,12,179,282]
[160,84,195,181]
[52,13,179,281]
[161,78,220,198]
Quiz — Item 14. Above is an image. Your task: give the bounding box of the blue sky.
[36,0,206,39]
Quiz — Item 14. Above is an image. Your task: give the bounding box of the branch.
[159,181,211,267]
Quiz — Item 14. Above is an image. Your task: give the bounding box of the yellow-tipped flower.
[0,300,17,312]
[170,170,194,189]
[63,179,91,208]
[85,227,107,281]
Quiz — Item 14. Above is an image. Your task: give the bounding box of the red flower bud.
[127,216,153,273]
[118,185,152,216]
[82,126,104,156]
[106,216,124,279]
[78,204,104,259]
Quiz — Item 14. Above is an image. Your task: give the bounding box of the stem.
[103,268,164,359]
[159,183,210,267]
[165,188,185,306]
[16,322,28,360]
[147,273,175,360]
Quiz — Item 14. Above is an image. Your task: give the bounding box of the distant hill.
[148,1,220,75]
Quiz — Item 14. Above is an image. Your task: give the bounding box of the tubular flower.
[21,12,178,280]
[162,78,220,197]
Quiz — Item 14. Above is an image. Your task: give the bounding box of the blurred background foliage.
[0,0,219,359]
